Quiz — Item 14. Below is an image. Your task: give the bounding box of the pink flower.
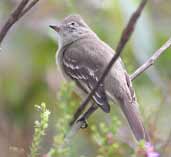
[136,142,160,157]
[147,152,160,157]
[145,143,160,157]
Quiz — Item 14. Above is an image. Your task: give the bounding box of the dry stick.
[19,0,40,19]
[65,0,147,142]
[0,0,29,44]
[130,38,171,81]
[0,0,40,44]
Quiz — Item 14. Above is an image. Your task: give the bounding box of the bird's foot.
[76,117,88,129]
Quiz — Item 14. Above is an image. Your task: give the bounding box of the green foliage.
[29,103,51,157]
[29,83,133,157]
[48,82,79,157]
[29,83,160,157]
[91,117,121,157]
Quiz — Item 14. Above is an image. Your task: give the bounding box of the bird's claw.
[76,117,88,129]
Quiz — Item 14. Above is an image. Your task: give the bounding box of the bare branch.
[64,121,83,145]
[67,0,147,142]
[19,0,39,19]
[0,0,29,44]
[130,38,171,81]
[0,0,39,45]
[116,0,147,54]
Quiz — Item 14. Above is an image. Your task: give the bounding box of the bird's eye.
[70,22,76,26]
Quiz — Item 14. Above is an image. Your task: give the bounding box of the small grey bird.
[50,14,150,142]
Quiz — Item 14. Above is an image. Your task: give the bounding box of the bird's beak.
[49,25,60,32]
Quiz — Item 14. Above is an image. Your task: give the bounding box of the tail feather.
[119,99,150,142]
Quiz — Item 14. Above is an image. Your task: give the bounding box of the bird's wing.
[62,43,110,113]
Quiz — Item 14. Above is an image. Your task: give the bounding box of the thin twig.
[130,38,171,81]
[19,0,39,19]
[66,0,147,142]
[0,0,40,45]
[0,0,29,44]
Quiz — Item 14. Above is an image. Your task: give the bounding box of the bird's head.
[50,14,93,47]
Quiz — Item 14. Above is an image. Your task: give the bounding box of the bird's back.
[58,34,133,103]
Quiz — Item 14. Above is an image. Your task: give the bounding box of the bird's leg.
[69,101,89,126]
[76,103,98,129]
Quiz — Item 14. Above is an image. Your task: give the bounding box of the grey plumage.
[62,38,110,113]
[51,14,150,142]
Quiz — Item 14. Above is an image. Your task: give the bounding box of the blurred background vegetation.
[0,0,171,156]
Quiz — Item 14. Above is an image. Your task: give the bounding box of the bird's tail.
[119,98,150,142]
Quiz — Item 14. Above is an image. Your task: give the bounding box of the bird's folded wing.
[62,46,110,113]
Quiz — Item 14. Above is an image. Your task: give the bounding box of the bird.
[50,14,150,142]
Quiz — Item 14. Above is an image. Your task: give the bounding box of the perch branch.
[130,38,171,81]
[19,0,39,19]
[0,0,39,44]
[66,0,147,142]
